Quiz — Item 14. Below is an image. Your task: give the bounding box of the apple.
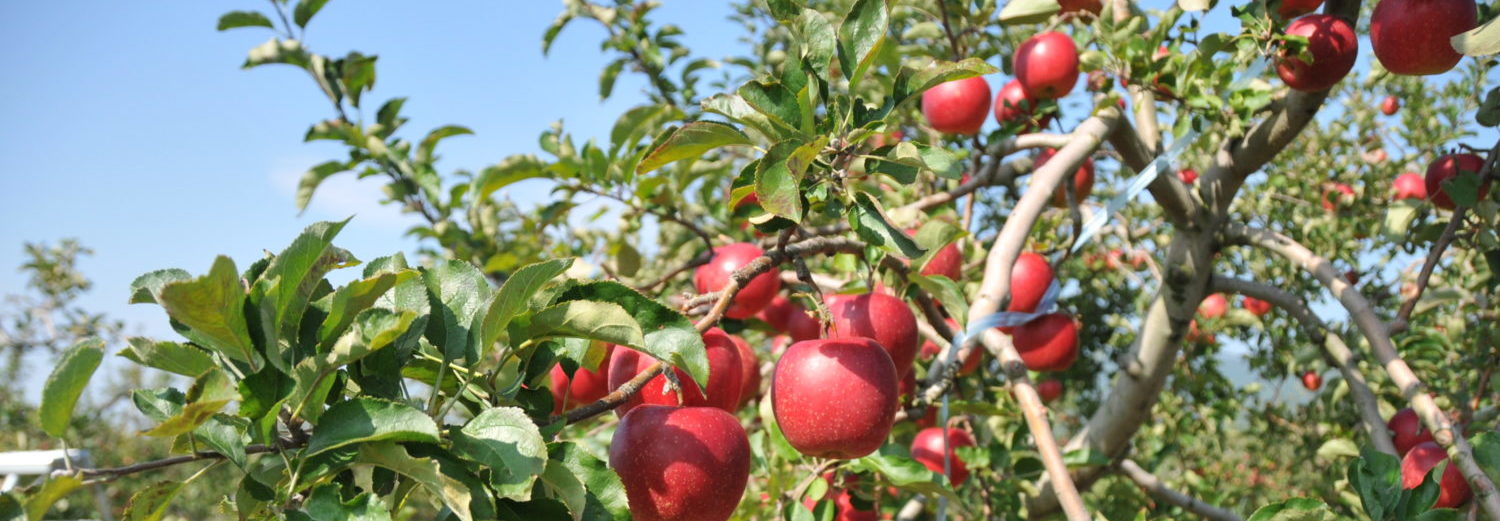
[730,334,760,408]
[1321,183,1356,212]
[1301,371,1322,391]
[1371,0,1477,76]
[1014,32,1080,100]
[910,427,977,486]
[1389,408,1436,455]
[608,328,743,416]
[802,475,878,521]
[1382,95,1401,116]
[550,345,614,414]
[1058,0,1103,15]
[1036,379,1064,403]
[1370,149,1388,163]
[826,292,921,378]
[1011,313,1080,372]
[1393,172,1427,200]
[994,79,1050,131]
[1275,15,1358,92]
[1198,293,1228,319]
[695,242,781,319]
[772,338,900,459]
[919,318,982,376]
[610,405,751,521]
[1344,270,1360,286]
[1277,0,1323,18]
[1425,153,1490,210]
[1243,296,1273,317]
[1036,148,1095,207]
[1186,319,1217,345]
[1086,70,1110,92]
[922,77,992,135]
[1179,168,1199,184]
[1009,252,1056,314]
[1402,441,1473,508]
[786,307,823,342]
[921,241,964,281]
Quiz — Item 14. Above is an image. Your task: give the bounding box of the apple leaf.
[356,443,474,521]
[1451,14,1500,57]
[837,0,889,89]
[304,399,441,457]
[528,300,644,348]
[738,80,803,132]
[451,407,546,501]
[849,446,961,502]
[553,281,709,392]
[849,192,926,259]
[998,0,1060,26]
[1246,498,1336,521]
[216,11,274,31]
[636,121,752,175]
[288,485,392,521]
[38,338,105,437]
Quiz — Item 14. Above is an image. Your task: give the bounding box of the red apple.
[826,292,921,378]
[1301,370,1322,391]
[1277,0,1323,18]
[1186,319,1216,345]
[1402,441,1472,508]
[1179,168,1199,184]
[730,334,760,408]
[1382,95,1401,116]
[1389,408,1437,455]
[1036,148,1096,207]
[759,295,796,332]
[1243,296,1273,317]
[1370,149,1388,163]
[1009,252,1055,314]
[994,79,1049,131]
[1344,270,1360,286]
[922,76,992,135]
[550,345,614,414]
[1371,0,1477,76]
[608,328,743,416]
[786,307,823,342]
[1275,15,1358,92]
[1014,32,1080,100]
[694,242,781,319]
[1011,313,1079,372]
[1036,379,1064,403]
[1198,293,1228,319]
[772,338,900,459]
[919,318,982,376]
[910,427,977,486]
[921,241,964,281]
[1058,0,1103,15]
[1425,153,1489,210]
[1393,172,1428,200]
[1322,183,1356,212]
[610,405,751,521]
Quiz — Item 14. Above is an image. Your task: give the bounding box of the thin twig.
[1118,459,1243,521]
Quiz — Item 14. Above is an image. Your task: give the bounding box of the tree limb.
[1119,459,1243,521]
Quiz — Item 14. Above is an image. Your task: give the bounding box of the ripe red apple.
[1186,319,1216,345]
[1036,148,1095,207]
[1370,149,1388,163]
[1393,172,1428,200]
[1243,296,1273,317]
[1401,441,1472,508]
[1009,252,1055,314]
[772,338,900,459]
[922,77,992,135]
[994,79,1049,131]
[1058,0,1103,15]
[910,427,977,486]
[759,295,796,331]
[1344,270,1360,286]
[1301,370,1322,391]
[1425,153,1490,210]
[1389,408,1436,455]
[1382,95,1401,116]
[1011,313,1079,372]
[1179,168,1199,184]
[1275,15,1358,92]
[694,242,781,319]
[1371,0,1477,76]
[802,476,878,521]
[1014,32,1080,100]
[610,405,751,521]
[1322,183,1356,212]
[919,318,982,376]
[786,307,823,342]
[550,345,614,414]
[608,328,743,416]
[1277,0,1323,18]
[826,292,921,378]
[730,334,760,408]
[1036,379,1064,403]
[1198,293,1228,319]
[921,241,964,281]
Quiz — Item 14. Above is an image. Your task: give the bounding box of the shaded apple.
[921,241,964,281]
[1382,95,1401,116]
[550,344,614,414]
[826,292,920,378]
[1243,296,1273,317]
[610,405,751,521]
[1009,252,1055,314]
[910,427,977,486]
[1401,441,1472,508]
[1276,0,1323,18]
[729,333,760,408]
[922,76,992,135]
[1012,313,1079,372]
[1301,370,1322,391]
[772,338,900,459]
[1371,0,1477,76]
[1393,172,1427,201]
[694,242,781,319]
[1036,379,1064,403]
[1058,0,1103,15]
[608,328,743,416]
[1388,408,1436,455]
[1321,183,1355,212]
[994,79,1050,131]
[1275,15,1358,92]
[1036,148,1095,207]
[1425,153,1489,210]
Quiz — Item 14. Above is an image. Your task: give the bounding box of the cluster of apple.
[1389,408,1473,508]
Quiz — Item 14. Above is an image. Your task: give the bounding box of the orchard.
[9,0,1500,520]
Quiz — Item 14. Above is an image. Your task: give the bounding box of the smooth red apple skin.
[1322,183,1356,212]
[1011,313,1080,372]
[1389,408,1436,455]
[1371,0,1477,76]
[1036,379,1064,403]
[1036,148,1095,207]
[826,293,921,378]
[1277,0,1323,18]
[608,328,743,416]
[1382,95,1401,116]
[1179,168,1199,184]
[1058,0,1103,14]
[1243,296,1273,317]
[1014,32,1080,100]
[786,308,823,342]
[772,338,900,459]
[1393,173,1428,201]
[1401,441,1472,508]
[922,77,992,135]
[550,345,614,414]
[730,334,760,408]
[1198,293,1228,319]
[994,79,1049,131]
[1275,15,1359,92]
[610,405,751,521]
[1009,252,1055,314]
[921,242,964,281]
[919,318,981,375]
[1301,371,1322,391]
[694,242,781,319]
[910,427,977,486]
[759,295,796,332]
[1425,153,1490,210]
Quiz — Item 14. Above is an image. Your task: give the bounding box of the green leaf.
[23,475,81,521]
[451,407,546,501]
[423,260,494,362]
[244,37,310,69]
[738,80,802,131]
[119,338,214,377]
[998,0,1061,25]
[540,458,588,521]
[132,388,185,423]
[1471,431,1500,488]
[1246,498,1336,521]
[599,58,627,101]
[1440,172,1485,208]
[837,0,889,88]
[304,398,441,457]
[701,94,785,142]
[552,442,629,521]
[0,493,20,521]
[289,308,417,421]
[891,58,999,109]
[610,104,684,155]
[849,446,959,501]
[474,154,549,201]
[294,161,349,212]
[121,482,187,521]
[159,256,261,370]
[290,485,392,521]
[292,0,329,27]
[1451,14,1500,56]
[194,414,249,469]
[1315,438,1360,462]
[141,397,229,437]
[910,275,968,325]
[128,269,191,304]
[357,442,475,521]
[479,258,574,349]
[1383,201,1421,241]
[216,11,274,31]
[849,192,925,259]
[529,301,644,347]
[250,219,357,371]
[417,125,474,163]
[799,9,836,80]
[1348,446,1403,521]
[636,121,752,175]
[766,0,800,21]
[756,141,809,223]
[37,338,104,437]
[315,269,417,350]
[554,281,709,392]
